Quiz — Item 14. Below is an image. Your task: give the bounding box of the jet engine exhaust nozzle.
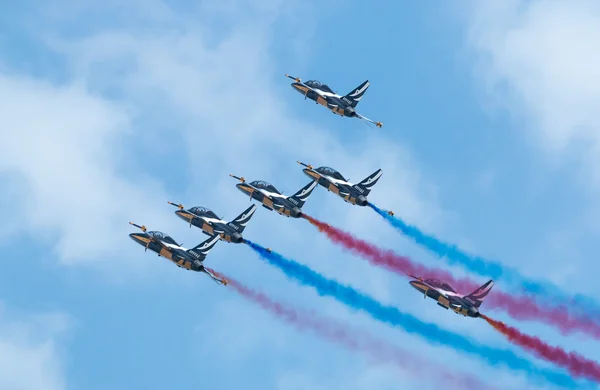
[357,195,368,206]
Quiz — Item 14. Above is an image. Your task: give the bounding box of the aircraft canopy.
[189,207,220,219]
[251,180,281,194]
[148,231,180,246]
[425,279,457,293]
[316,166,347,181]
[306,80,334,93]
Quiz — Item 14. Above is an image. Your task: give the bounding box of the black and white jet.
[229,174,317,218]
[168,202,256,244]
[408,275,494,318]
[285,74,383,128]
[298,161,382,207]
[128,222,227,285]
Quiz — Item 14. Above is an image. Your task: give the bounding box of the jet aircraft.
[129,222,227,285]
[285,74,383,128]
[408,275,494,318]
[168,201,256,244]
[229,174,317,218]
[298,161,382,207]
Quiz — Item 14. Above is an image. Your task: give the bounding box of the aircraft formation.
[130,94,494,319]
[126,75,600,387]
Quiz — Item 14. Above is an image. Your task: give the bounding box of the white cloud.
[0,0,446,274]
[467,0,600,177]
[0,73,174,268]
[0,301,70,390]
[0,1,527,388]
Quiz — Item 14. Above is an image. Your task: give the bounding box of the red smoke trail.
[302,215,600,339]
[207,268,492,390]
[481,314,600,383]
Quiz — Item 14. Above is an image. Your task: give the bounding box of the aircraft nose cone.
[302,168,318,180]
[232,232,243,243]
[129,233,143,245]
[408,280,424,293]
[357,195,368,206]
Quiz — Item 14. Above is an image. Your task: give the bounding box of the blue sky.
[2,0,600,389]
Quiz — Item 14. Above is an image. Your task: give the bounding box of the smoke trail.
[302,214,600,340]
[482,315,600,383]
[206,268,491,390]
[368,202,599,317]
[242,241,580,388]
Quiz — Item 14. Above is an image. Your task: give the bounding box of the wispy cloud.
[0,301,71,390]
[0,1,566,389]
[0,74,173,267]
[1,0,445,272]
[467,0,600,176]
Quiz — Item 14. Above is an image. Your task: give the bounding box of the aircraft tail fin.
[343,80,370,108]
[352,168,382,196]
[227,204,257,233]
[287,180,318,208]
[186,234,220,261]
[464,280,494,308]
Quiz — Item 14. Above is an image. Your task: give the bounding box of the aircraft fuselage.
[291,83,356,118]
[129,233,204,271]
[235,183,303,218]
[302,169,368,206]
[409,280,480,318]
[174,210,244,243]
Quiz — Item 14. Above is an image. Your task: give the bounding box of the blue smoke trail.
[244,240,584,389]
[367,202,599,317]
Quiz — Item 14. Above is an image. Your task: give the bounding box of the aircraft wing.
[267,194,286,209]
[152,238,171,250]
[438,289,452,300]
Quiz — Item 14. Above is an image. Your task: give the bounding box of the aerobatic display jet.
[285,74,383,128]
[229,174,317,218]
[298,161,383,207]
[168,201,256,244]
[407,275,494,318]
[128,222,227,285]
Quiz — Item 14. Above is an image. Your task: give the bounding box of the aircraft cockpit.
[148,231,180,246]
[189,207,220,219]
[251,180,281,194]
[306,80,334,93]
[316,166,347,181]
